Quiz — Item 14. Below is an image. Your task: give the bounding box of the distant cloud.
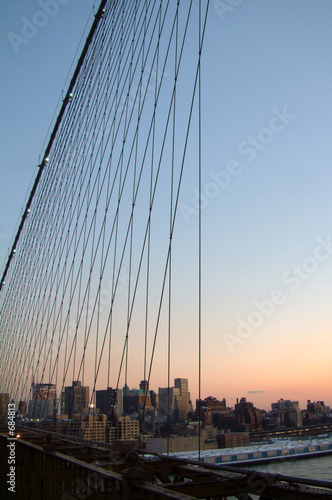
[248,390,265,394]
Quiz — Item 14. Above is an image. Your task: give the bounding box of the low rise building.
[146,425,218,453]
[217,431,249,448]
[109,416,139,444]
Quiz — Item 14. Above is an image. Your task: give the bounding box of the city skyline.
[1,1,332,413]
[15,377,332,413]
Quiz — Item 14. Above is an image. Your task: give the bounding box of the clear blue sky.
[1,1,332,409]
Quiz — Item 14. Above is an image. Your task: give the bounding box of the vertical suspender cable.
[198,0,202,462]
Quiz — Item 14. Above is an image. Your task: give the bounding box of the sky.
[1,0,332,411]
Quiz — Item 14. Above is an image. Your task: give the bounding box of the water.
[245,453,332,482]
[226,455,332,500]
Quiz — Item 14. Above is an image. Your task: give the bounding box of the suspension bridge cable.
[0,1,211,446]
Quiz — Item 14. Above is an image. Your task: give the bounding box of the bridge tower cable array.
[0,0,211,444]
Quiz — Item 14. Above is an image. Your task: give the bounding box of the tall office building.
[138,380,152,409]
[174,378,191,418]
[18,401,27,415]
[64,381,89,417]
[159,378,192,423]
[32,383,56,400]
[96,387,123,416]
[123,381,152,414]
[28,383,57,419]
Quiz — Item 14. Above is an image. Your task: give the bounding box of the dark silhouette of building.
[199,396,227,412]
[196,396,227,413]
[234,397,262,431]
[304,400,330,425]
[96,387,117,416]
[123,381,152,414]
[18,401,27,416]
[64,381,89,417]
[149,390,159,408]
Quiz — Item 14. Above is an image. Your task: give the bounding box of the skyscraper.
[174,378,191,419]
[28,383,56,419]
[159,378,192,423]
[64,381,89,417]
[96,387,123,416]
